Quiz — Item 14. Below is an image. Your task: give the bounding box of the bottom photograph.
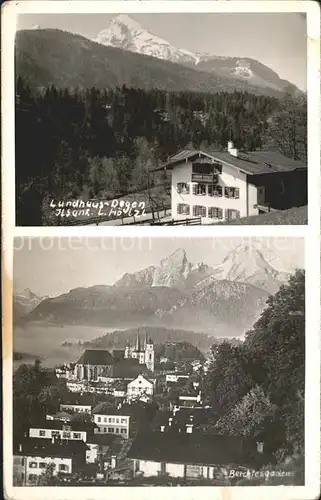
[12,236,305,487]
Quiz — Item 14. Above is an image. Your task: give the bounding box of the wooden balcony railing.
[191,173,219,183]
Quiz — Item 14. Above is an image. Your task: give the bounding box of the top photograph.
[14,7,312,226]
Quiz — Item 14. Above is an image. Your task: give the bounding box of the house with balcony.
[156,143,307,224]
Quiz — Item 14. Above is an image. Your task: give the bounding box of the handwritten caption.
[50,199,146,219]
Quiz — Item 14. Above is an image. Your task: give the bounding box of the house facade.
[60,404,91,414]
[93,412,130,439]
[29,422,88,442]
[166,373,190,383]
[160,143,307,224]
[13,438,88,486]
[128,431,269,481]
[127,374,154,401]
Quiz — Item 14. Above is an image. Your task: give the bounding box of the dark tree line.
[202,270,305,483]
[16,76,307,225]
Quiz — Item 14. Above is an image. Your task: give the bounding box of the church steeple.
[135,333,141,352]
[143,332,148,350]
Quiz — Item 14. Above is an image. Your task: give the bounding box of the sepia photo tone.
[11,236,306,486]
[15,11,308,226]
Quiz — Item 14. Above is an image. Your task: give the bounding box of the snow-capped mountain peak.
[113,243,294,295]
[94,15,198,65]
[93,15,297,92]
[211,242,290,294]
[113,14,143,31]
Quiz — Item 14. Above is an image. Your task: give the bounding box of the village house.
[46,411,73,423]
[85,433,122,464]
[127,374,154,401]
[165,372,190,383]
[13,438,88,486]
[55,363,76,380]
[127,431,270,480]
[177,391,202,409]
[66,381,89,393]
[157,144,307,224]
[60,403,92,414]
[151,406,213,434]
[93,407,131,439]
[28,419,97,442]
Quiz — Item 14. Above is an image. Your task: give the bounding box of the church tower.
[144,336,155,372]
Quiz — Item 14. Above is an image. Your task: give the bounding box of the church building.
[124,333,155,372]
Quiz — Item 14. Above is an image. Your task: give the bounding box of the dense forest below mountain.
[16,77,307,225]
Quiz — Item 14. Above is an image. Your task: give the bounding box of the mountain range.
[13,288,49,318]
[95,15,297,94]
[18,244,297,336]
[15,17,299,97]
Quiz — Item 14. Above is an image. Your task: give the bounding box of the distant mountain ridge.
[14,288,48,318]
[15,28,297,97]
[94,14,299,94]
[21,246,296,336]
[113,245,291,294]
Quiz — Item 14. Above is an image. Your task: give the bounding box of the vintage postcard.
[2,0,320,226]
[2,234,320,500]
[1,1,321,500]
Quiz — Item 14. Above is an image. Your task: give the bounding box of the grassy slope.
[217,205,307,225]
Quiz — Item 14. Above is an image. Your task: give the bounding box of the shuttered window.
[196,184,206,195]
[224,187,240,199]
[225,209,240,221]
[208,185,222,197]
[177,183,190,194]
[193,205,206,217]
[208,207,223,219]
[177,204,190,215]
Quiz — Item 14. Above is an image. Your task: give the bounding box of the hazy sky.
[17,13,307,90]
[14,236,304,296]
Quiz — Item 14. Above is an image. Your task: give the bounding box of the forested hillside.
[16,77,306,225]
[201,270,305,484]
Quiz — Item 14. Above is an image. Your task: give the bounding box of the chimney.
[227,141,238,157]
[256,442,264,454]
[111,456,117,469]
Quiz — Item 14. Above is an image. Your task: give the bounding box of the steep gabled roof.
[14,437,89,458]
[128,431,271,467]
[112,349,125,361]
[76,349,114,366]
[128,374,154,386]
[112,360,153,379]
[158,149,306,176]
